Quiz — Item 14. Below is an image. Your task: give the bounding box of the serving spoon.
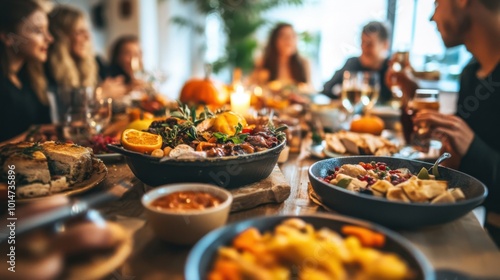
[429,152,451,178]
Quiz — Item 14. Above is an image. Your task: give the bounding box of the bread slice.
[371,180,393,194]
[418,179,448,200]
[325,133,346,154]
[431,192,456,204]
[400,179,428,202]
[386,187,411,202]
[41,141,93,184]
[1,143,51,185]
[448,188,466,201]
[17,183,50,198]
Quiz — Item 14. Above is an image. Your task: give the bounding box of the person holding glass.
[387,0,500,246]
[0,0,54,142]
[323,21,392,104]
[107,35,149,91]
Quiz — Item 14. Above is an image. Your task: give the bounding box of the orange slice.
[121,129,162,154]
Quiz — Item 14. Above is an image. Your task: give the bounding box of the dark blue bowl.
[308,156,488,229]
[185,214,434,280]
[108,140,285,188]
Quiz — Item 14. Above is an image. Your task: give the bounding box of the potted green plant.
[173,0,305,75]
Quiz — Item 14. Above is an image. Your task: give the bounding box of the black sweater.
[322,57,392,104]
[456,60,500,214]
[0,67,51,142]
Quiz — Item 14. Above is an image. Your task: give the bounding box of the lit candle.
[230,86,251,116]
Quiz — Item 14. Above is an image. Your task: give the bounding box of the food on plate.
[208,218,413,280]
[350,115,385,135]
[89,134,120,154]
[325,131,398,156]
[150,191,222,211]
[0,141,101,198]
[322,161,466,204]
[121,129,163,154]
[121,103,285,158]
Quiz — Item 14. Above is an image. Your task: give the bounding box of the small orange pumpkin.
[350,115,385,135]
[179,65,228,105]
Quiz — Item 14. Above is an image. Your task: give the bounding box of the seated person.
[251,23,313,92]
[0,0,53,142]
[323,21,392,104]
[388,0,500,246]
[107,35,148,91]
[46,5,128,119]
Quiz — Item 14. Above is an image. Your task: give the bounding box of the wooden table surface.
[94,137,500,280]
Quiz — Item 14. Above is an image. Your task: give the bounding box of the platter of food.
[109,104,286,188]
[0,141,107,202]
[21,124,123,161]
[323,130,400,157]
[308,156,487,228]
[186,214,433,280]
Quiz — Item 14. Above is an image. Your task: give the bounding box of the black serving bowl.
[185,214,434,280]
[108,140,285,188]
[308,156,488,229]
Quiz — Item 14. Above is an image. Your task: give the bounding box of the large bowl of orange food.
[109,105,286,188]
[186,214,434,280]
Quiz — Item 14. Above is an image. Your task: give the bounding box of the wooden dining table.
[91,131,500,280]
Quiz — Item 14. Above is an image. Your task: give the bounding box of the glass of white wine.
[360,71,380,112]
[341,71,363,113]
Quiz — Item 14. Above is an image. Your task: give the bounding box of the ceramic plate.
[18,158,107,203]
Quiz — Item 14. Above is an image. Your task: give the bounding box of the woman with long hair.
[108,35,141,83]
[0,0,54,142]
[252,23,312,89]
[46,5,126,118]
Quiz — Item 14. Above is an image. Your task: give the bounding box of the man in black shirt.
[322,21,392,104]
[398,0,500,246]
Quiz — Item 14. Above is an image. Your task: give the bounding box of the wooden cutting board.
[230,165,291,212]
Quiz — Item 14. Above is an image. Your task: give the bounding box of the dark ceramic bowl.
[308,156,488,229]
[108,141,285,188]
[185,214,434,280]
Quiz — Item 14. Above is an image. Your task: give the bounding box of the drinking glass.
[360,71,380,112]
[62,87,94,144]
[390,50,410,109]
[407,89,440,152]
[341,71,363,116]
[87,98,113,134]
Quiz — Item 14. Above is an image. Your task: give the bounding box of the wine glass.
[360,71,380,112]
[87,98,113,134]
[341,71,363,115]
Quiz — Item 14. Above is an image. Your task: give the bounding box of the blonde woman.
[46,5,126,118]
[0,0,54,142]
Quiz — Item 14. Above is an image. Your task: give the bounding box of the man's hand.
[414,110,475,157]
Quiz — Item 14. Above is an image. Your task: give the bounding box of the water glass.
[87,98,113,134]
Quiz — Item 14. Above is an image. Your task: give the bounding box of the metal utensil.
[429,152,451,178]
[2,192,118,243]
